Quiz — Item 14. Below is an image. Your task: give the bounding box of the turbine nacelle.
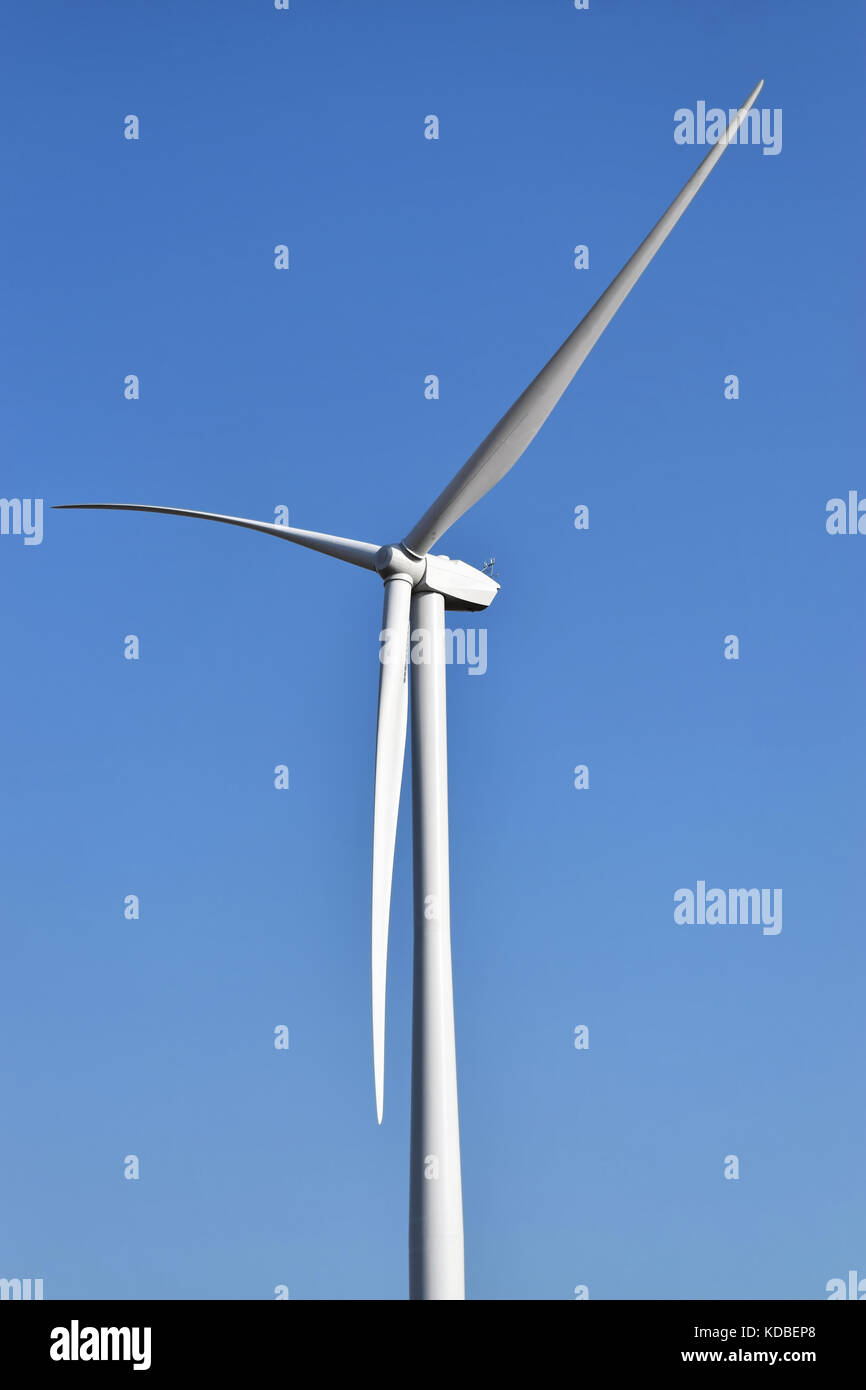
[375,544,499,612]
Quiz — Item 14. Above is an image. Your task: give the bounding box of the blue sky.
[1,0,863,1300]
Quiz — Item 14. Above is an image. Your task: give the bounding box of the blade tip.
[744,78,765,109]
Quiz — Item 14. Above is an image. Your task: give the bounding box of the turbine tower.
[57,82,763,1300]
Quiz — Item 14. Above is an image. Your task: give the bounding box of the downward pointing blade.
[372,576,412,1124]
[403,79,765,558]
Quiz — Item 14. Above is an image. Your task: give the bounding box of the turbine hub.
[374,545,426,584]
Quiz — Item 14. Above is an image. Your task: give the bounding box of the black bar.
[1,1299,861,1376]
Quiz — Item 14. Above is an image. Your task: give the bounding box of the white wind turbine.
[57,82,763,1300]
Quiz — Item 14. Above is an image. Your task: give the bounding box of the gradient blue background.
[1,0,863,1300]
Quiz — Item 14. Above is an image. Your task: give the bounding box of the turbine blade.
[403,79,765,557]
[53,503,380,570]
[372,576,412,1124]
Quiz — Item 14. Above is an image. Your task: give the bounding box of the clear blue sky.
[2,1,863,1300]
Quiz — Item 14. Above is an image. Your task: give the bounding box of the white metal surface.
[371,576,412,1124]
[402,80,764,558]
[419,553,500,612]
[53,503,381,569]
[408,591,465,1300]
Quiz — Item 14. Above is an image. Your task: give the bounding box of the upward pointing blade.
[53,503,381,570]
[372,577,412,1124]
[402,79,765,558]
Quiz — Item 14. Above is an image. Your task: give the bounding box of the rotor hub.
[374,544,426,584]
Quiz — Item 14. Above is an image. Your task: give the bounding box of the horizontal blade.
[53,503,381,570]
[372,576,412,1124]
[403,79,764,557]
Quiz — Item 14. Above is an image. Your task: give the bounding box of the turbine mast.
[408,590,465,1299]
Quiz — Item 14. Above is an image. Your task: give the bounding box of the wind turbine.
[56,81,763,1300]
